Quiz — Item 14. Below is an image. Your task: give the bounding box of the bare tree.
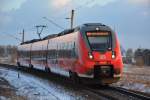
[126,48,134,64]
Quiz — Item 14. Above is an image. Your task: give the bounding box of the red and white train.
[17,23,123,84]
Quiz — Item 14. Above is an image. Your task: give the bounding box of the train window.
[64,43,67,58]
[71,42,75,58]
[87,32,112,51]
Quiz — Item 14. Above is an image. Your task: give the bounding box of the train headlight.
[88,52,94,59]
[112,54,115,59]
[112,51,116,59]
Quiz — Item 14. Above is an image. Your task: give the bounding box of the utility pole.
[35,25,47,39]
[71,9,74,29]
[22,29,24,43]
[20,29,25,43]
[66,9,75,29]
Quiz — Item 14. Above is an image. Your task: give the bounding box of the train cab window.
[86,32,112,52]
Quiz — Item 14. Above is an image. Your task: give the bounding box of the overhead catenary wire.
[43,17,65,30]
[0,33,21,42]
[43,0,96,29]
[53,0,96,19]
[6,0,96,42]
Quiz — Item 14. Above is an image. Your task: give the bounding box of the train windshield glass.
[86,32,111,51]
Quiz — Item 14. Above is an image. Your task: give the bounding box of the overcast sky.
[0,0,150,50]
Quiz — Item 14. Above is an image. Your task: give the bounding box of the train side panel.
[47,32,78,76]
[112,33,123,77]
[31,40,48,70]
[17,44,31,67]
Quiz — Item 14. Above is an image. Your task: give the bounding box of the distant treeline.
[123,48,150,66]
[0,45,17,64]
[0,45,17,57]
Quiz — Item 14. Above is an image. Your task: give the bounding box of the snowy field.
[0,67,101,100]
[113,64,150,94]
[0,64,150,100]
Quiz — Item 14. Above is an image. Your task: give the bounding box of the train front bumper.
[78,65,121,84]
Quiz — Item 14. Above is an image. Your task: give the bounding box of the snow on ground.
[0,67,101,100]
[0,96,7,100]
[1,64,149,100]
[113,64,150,94]
[0,68,58,100]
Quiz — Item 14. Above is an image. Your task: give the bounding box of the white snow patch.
[114,64,150,94]
[0,96,8,100]
[0,68,59,100]
[122,82,150,93]
[0,68,85,100]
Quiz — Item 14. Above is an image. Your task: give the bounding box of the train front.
[78,23,123,84]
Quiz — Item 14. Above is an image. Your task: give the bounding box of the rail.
[0,63,149,100]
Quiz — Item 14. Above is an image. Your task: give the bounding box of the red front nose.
[91,51,113,65]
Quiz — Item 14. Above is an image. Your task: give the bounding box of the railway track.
[84,85,150,100]
[0,63,150,100]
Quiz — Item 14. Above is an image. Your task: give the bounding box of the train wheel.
[45,67,51,73]
[29,64,33,69]
[69,71,80,84]
[17,62,21,69]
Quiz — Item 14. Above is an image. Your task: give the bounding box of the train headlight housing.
[112,54,115,59]
[112,51,116,59]
[88,52,94,59]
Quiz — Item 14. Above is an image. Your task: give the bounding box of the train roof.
[83,23,105,26]
[81,23,112,31]
[42,34,58,40]
[20,29,74,45]
[20,39,41,45]
[20,23,112,45]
